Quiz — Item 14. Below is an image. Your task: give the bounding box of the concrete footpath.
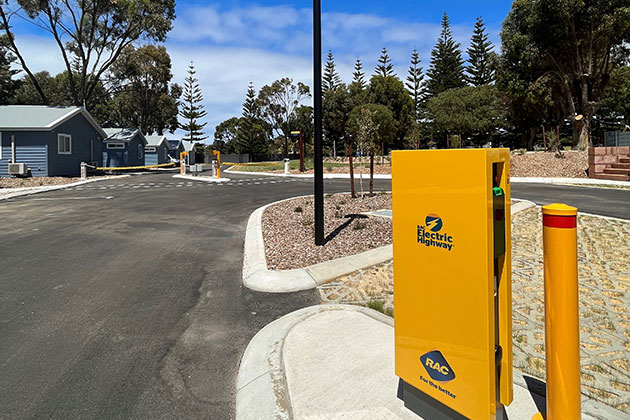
[236,305,628,420]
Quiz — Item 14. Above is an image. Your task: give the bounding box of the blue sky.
[8,0,513,141]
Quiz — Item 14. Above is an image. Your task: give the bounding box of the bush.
[353,220,367,230]
[367,300,385,312]
[294,206,303,213]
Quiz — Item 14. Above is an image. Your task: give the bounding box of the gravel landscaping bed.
[262,193,392,270]
[511,150,588,178]
[0,175,121,189]
[319,208,630,414]
[0,177,84,188]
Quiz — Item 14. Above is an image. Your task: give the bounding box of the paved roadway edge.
[226,167,630,187]
[0,175,130,201]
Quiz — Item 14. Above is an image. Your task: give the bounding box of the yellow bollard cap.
[542,203,578,216]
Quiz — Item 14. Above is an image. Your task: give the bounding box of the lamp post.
[313,0,324,245]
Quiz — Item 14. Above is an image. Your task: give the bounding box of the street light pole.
[313,0,325,246]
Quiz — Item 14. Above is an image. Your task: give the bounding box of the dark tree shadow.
[323,214,368,245]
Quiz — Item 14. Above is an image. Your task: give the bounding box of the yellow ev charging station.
[392,149,513,420]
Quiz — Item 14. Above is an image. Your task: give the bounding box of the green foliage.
[406,48,425,121]
[598,65,630,131]
[426,13,466,97]
[214,117,241,153]
[466,17,496,86]
[294,206,303,213]
[374,47,395,78]
[427,85,506,145]
[105,45,181,135]
[500,0,630,149]
[323,83,352,155]
[179,62,207,142]
[323,51,341,93]
[0,37,19,104]
[346,104,395,154]
[292,105,314,150]
[2,0,176,106]
[367,75,415,149]
[258,78,311,156]
[367,300,385,312]
[353,220,367,230]
[352,58,367,90]
[236,82,270,157]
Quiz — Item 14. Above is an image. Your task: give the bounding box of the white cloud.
[9,3,502,142]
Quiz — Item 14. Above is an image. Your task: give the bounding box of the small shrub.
[353,220,367,230]
[294,206,303,213]
[367,300,385,313]
[384,308,394,317]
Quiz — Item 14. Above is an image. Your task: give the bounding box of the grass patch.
[367,300,393,317]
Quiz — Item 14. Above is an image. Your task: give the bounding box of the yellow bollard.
[212,150,221,179]
[535,203,581,420]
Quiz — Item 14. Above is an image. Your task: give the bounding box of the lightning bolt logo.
[425,214,443,232]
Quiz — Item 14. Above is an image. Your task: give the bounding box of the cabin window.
[107,142,125,149]
[58,134,72,155]
[145,147,156,153]
[138,144,143,159]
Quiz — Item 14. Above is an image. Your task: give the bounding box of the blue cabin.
[144,135,171,166]
[168,139,185,160]
[183,141,204,165]
[0,106,106,177]
[102,128,147,168]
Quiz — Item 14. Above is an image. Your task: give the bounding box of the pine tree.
[374,47,395,78]
[323,50,341,93]
[179,62,207,142]
[0,44,20,104]
[466,17,495,86]
[237,82,268,157]
[425,13,466,96]
[406,48,424,120]
[352,58,366,89]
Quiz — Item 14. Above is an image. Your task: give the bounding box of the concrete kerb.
[235,304,392,420]
[0,175,129,201]
[243,196,536,294]
[172,174,232,183]
[236,304,629,420]
[242,194,394,293]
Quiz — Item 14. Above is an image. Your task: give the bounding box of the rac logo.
[425,214,443,232]
[420,350,456,382]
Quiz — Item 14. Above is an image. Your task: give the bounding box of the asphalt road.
[0,173,627,420]
[511,183,630,219]
[0,172,393,420]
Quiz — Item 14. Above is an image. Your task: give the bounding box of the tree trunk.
[527,127,536,151]
[574,118,591,151]
[348,144,355,198]
[381,141,384,165]
[369,148,374,196]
